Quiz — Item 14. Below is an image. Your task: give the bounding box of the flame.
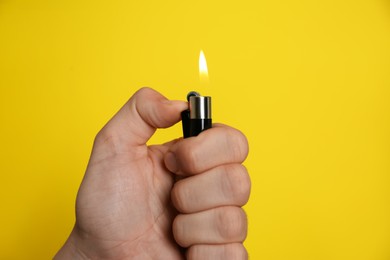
[199,50,208,82]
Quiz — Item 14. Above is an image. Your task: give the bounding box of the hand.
[55,88,250,259]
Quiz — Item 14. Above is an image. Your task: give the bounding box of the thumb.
[98,87,187,148]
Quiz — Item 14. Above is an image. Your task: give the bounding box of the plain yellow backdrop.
[0,0,389,259]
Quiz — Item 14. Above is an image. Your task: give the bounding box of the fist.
[165,124,251,259]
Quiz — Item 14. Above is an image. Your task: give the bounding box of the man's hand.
[55,88,250,260]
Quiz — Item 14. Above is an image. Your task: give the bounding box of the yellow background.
[0,0,389,259]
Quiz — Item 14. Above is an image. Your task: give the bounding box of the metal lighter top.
[181,91,212,138]
[189,95,212,119]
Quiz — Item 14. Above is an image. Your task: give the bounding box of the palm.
[75,142,183,259]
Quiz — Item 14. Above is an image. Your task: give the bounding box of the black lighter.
[181,91,212,138]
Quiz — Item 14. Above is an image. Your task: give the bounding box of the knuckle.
[226,128,249,162]
[135,86,153,97]
[217,207,247,242]
[223,165,251,205]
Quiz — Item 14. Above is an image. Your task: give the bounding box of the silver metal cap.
[189,96,212,119]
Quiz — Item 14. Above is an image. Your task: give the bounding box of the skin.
[55,87,251,260]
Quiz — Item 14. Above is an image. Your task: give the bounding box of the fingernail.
[165,152,178,173]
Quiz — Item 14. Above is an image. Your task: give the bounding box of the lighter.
[181,91,212,138]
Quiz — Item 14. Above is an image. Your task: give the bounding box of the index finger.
[164,124,249,176]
